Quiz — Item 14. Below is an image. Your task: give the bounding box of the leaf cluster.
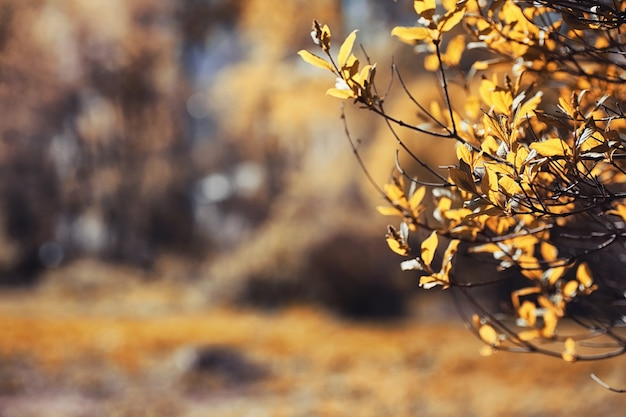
[301,0,626,365]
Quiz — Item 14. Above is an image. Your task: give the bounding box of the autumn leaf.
[338,30,358,69]
[421,231,439,266]
[449,166,478,194]
[576,263,595,291]
[529,138,572,157]
[414,0,437,20]
[438,7,465,33]
[298,50,335,73]
[385,224,410,256]
[478,323,500,346]
[562,338,577,362]
[391,26,433,43]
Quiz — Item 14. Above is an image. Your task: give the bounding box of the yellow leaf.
[326,87,356,99]
[514,91,543,128]
[421,231,439,266]
[498,175,523,196]
[444,35,465,66]
[517,301,537,327]
[562,337,577,362]
[338,30,358,69]
[386,236,408,256]
[439,239,460,275]
[562,280,579,299]
[376,206,403,216]
[414,0,436,20]
[492,90,513,115]
[546,265,567,286]
[353,64,373,86]
[386,225,409,256]
[419,274,445,289]
[517,329,541,341]
[298,50,335,73]
[481,165,500,206]
[456,143,473,167]
[558,95,576,119]
[391,26,432,43]
[576,263,594,289]
[529,138,572,157]
[472,60,490,71]
[541,309,559,338]
[408,186,426,212]
[479,345,495,356]
[438,8,465,33]
[478,324,499,346]
[384,180,407,205]
[540,242,558,262]
[424,54,440,72]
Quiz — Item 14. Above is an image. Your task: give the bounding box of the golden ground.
[0,277,625,417]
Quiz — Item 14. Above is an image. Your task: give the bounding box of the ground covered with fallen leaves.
[0,263,625,417]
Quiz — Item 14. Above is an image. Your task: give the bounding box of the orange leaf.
[576,263,594,289]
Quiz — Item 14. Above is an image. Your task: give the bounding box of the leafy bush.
[300,0,626,367]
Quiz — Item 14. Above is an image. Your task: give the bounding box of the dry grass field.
[0,262,625,417]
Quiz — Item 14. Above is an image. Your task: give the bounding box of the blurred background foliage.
[0,0,440,319]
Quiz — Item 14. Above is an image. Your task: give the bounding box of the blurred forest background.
[0,0,420,316]
[0,0,625,416]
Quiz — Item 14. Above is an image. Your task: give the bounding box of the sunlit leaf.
[376,206,403,216]
[562,280,579,299]
[439,7,465,33]
[326,87,356,99]
[558,95,576,119]
[424,54,440,71]
[408,186,426,212]
[576,263,594,289]
[498,175,523,196]
[517,300,537,327]
[481,165,500,206]
[529,138,571,157]
[546,265,567,286]
[444,35,466,66]
[540,242,558,262]
[541,309,558,338]
[298,50,335,73]
[338,30,358,69]
[391,26,432,43]
[456,143,473,167]
[414,0,437,20]
[562,337,577,362]
[478,324,499,346]
[386,224,410,256]
[517,329,541,341]
[421,231,439,266]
